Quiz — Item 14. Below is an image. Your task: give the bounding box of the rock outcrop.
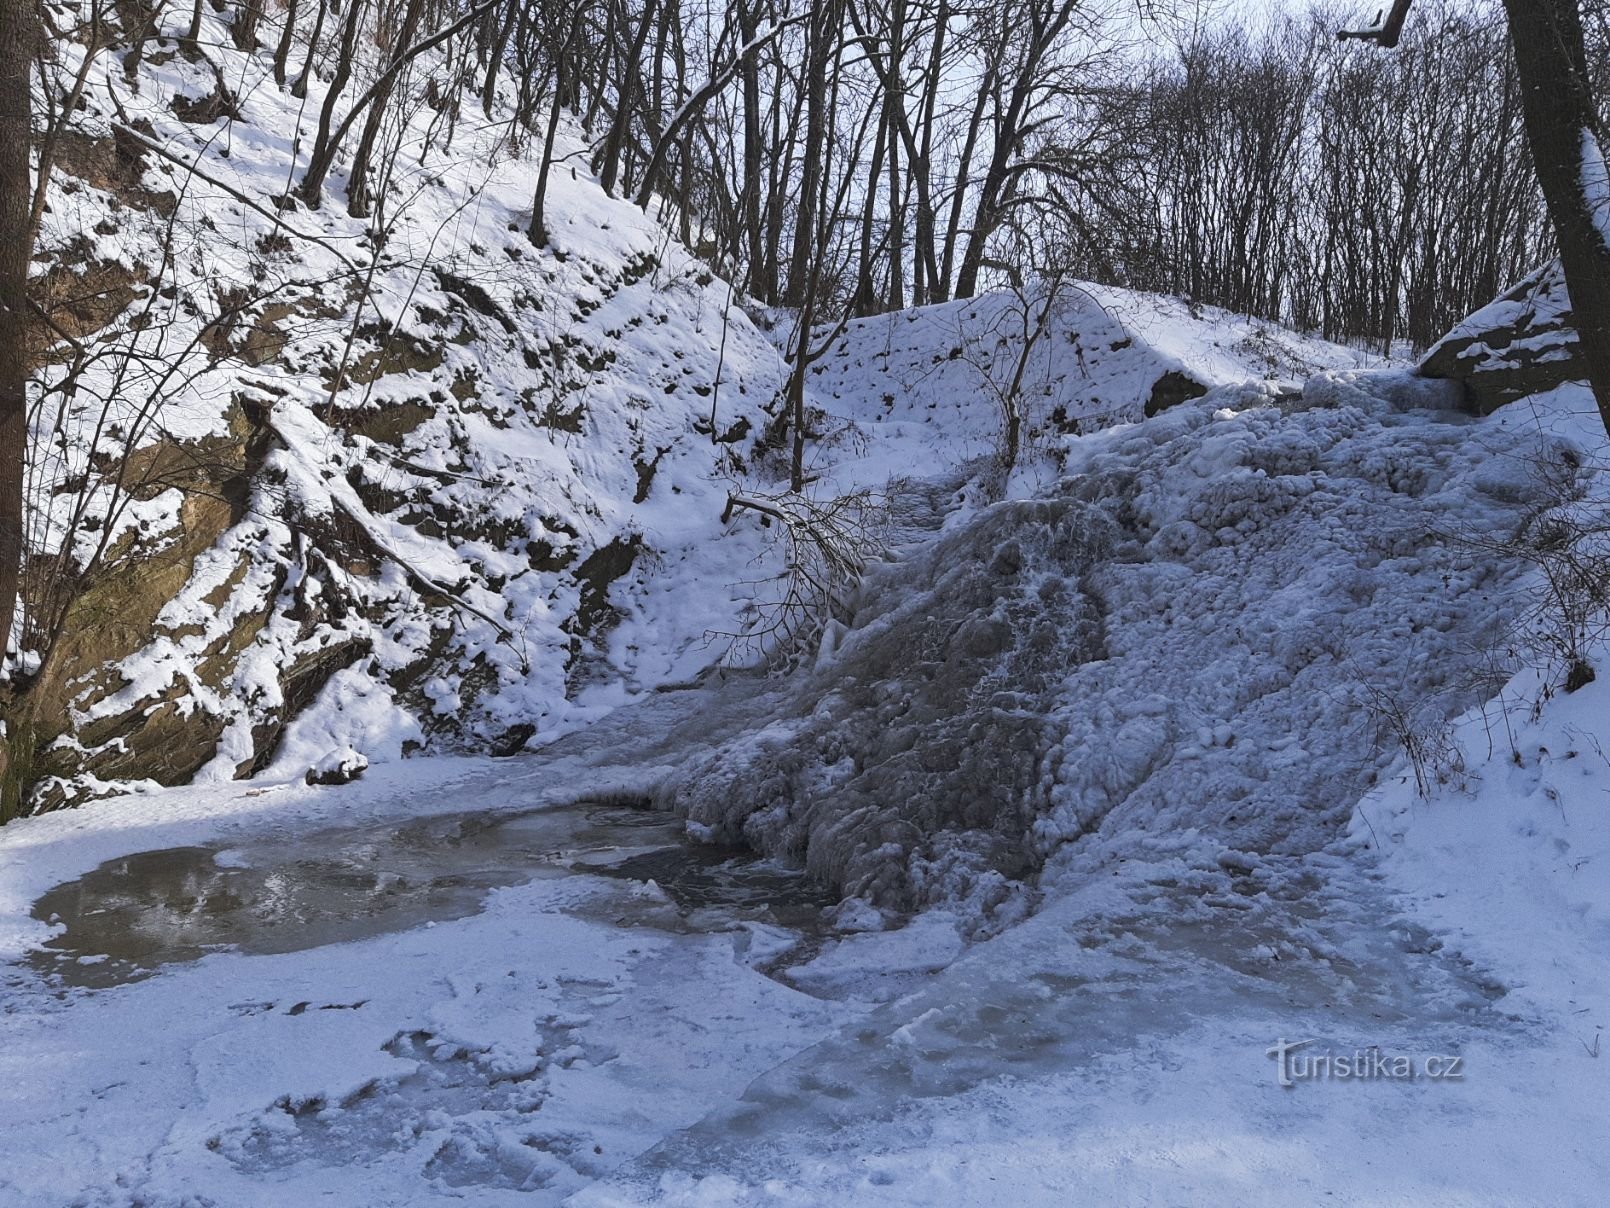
[1418,261,1580,412]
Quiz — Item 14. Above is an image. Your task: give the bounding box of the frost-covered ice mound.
[796,280,1378,499]
[667,375,1567,916]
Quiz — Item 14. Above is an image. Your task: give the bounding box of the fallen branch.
[720,487,884,665]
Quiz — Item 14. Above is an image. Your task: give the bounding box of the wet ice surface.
[584,856,1525,1204]
[29,801,833,990]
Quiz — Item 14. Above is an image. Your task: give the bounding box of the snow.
[0,691,853,1204]
[792,280,1377,504]
[24,1,1391,799]
[666,370,1552,911]
[1584,127,1610,254]
[7,7,1610,1203]
[28,6,796,792]
[6,375,1610,1203]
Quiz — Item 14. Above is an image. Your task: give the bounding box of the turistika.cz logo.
[1266,1038,1465,1087]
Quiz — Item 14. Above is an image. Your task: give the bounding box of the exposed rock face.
[7,402,268,814]
[1144,369,1210,417]
[1418,261,1580,413]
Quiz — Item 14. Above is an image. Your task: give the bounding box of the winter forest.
[2,0,1610,1202]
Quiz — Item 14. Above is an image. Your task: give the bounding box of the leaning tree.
[1348,0,1610,436]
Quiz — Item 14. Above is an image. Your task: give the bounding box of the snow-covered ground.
[5,356,1610,1203]
[786,278,1377,503]
[12,2,1610,1202]
[14,14,1610,1198]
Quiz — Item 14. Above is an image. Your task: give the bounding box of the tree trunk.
[784,0,834,306]
[0,0,35,674]
[299,0,366,206]
[529,64,566,246]
[597,0,659,197]
[851,104,888,316]
[938,58,993,302]
[291,0,328,98]
[345,0,426,218]
[480,0,518,118]
[1502,0,1610,436]
[232,0,263,52]
[738,0,769,301]
[272,0,300,86]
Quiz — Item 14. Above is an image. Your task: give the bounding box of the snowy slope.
[21,6,1385,808]
[21,0,1399,813]
[794,281,1380,501]
[578,392,1610,1207]
[22,6,792,802]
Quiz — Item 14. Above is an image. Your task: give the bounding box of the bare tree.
[1345,0,1610,434]
[345,0,429,218]
[1501,0,1610,437]
[300,0,498,208]
[1339,0,1414,47]
[1107,3,1551,353]
[0,0,35,671]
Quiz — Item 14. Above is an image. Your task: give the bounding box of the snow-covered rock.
[1418,260,1581,413]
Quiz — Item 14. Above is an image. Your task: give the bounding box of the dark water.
[28,801,833,989]
[589,845,838,929]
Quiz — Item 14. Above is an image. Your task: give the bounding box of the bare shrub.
[1462,446,1610,699]
[1354,677,1466,799]
[718,486,886,668]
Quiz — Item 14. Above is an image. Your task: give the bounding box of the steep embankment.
[10,9,791,809]
[763,281,1376,501]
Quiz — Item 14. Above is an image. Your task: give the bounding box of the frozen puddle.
[28,800,834,989]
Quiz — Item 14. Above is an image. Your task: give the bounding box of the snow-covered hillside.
[11,6,1379,812]
[17,5,796,806]
[664,366,1546,915]
[784,281,1376,500]
[5,6,1610,1206]
[6,360,1609,1204]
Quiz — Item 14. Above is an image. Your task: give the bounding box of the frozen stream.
[5,724,1532,1207]
[0,701,1539,1206]
[28,800,836,990]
